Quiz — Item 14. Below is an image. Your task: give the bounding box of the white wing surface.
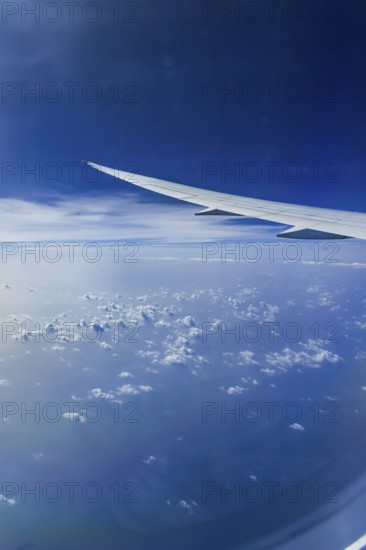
[87,162,366,239]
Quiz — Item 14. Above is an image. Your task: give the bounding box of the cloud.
[99,341,113,350]
[137,350,160,363]
[0,194,277,242]
[62,412,85,423]
[224,385,246,395]
[260,367,276,375]
[176,316,196,327]
[160,337,207,368]
[289,423,305,431]
[265,340,342,370]
[0,494,16,506]
[142,455,157,464]
[88,388,115,400]
[238,350,259,365]
[179,500,198,515]
[117,384,153,395]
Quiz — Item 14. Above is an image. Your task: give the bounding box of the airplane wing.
[87,162,366,240]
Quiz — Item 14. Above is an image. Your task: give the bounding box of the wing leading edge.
[87,162,366,240]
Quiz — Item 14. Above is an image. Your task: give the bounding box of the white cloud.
[117,384,153,395]
[265,340,342,370]
[179,500,198,515]
[137,350,160,363]
[62,412,85,423]
[260,368,276,375]
[224,385,245,395]
[88,388,115,400]
[143,455,157,464]
[161,335,206,368]
[99,341,112,350]
[176,316,196,327]
[0,494,16,506]
[289,423,305,432]
[33,453,45,459]
[0,194,275,242]
[239,351,259,365]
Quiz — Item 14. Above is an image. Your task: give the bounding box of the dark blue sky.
[1,0,366,211]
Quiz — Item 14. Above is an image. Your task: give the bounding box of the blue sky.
[1,0,366,224]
